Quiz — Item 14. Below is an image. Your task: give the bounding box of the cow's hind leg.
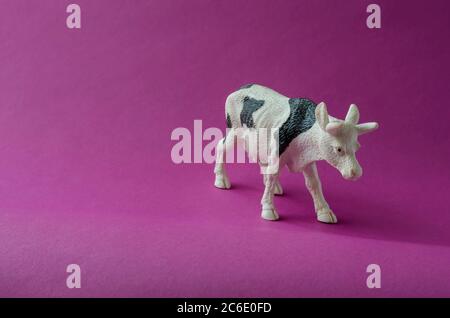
[214,129,235,189]
[260,172,280,220]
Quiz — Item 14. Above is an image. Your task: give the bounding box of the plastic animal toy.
[214,84,378,223]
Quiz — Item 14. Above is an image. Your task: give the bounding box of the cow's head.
[315,103,378,180]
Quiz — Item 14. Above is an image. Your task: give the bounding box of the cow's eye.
[335,147,345,155]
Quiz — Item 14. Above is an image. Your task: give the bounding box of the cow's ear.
[356,122,379,135]
[315,102,329,131]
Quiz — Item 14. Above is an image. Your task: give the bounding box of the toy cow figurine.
[214,84,378,223]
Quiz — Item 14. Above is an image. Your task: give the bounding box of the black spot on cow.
[278,98,317,155]
[239,83,254,90]
[240,96,265,128]
[226,113,232,128]
[224,113,233,144]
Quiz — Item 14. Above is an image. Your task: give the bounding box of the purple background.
[1,0,449,297]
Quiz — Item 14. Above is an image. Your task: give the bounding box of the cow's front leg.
[303,163,337,224]
[260,173,280,221]
[263,174,283,195]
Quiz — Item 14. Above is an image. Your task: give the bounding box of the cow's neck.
[286,123,324,172]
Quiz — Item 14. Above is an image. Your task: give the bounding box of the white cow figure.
[214,84,378,223]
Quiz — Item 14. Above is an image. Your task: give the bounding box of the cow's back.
[225,84,291,130]
[224,84,318,156]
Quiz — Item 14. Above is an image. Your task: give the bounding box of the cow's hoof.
[214,175,231,189]
[273,182,283,196]
[261,208,279,221]
[317,209,338,224]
